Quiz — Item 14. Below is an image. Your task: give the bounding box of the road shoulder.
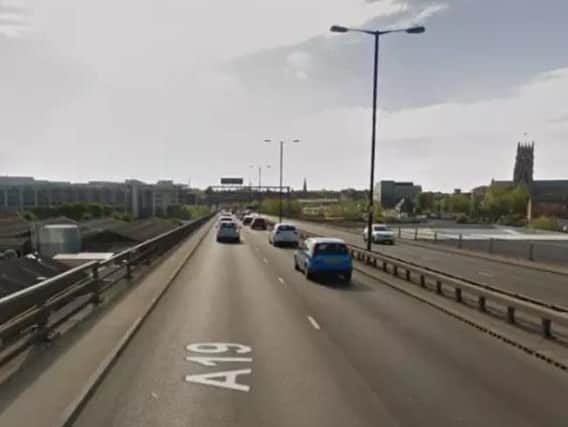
[0,219,213,427]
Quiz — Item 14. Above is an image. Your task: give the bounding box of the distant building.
[528,181,568,219]
[0,176,190,218]
[375,180,422,212]
[471,185,488,198]
[513,142,534,185]
[339,188,368,201]
[302,178,307,193]
[489,143,568,219]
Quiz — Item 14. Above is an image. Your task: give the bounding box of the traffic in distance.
[363,223,396,245]
[217,210,353,285]
[31,208,568,427]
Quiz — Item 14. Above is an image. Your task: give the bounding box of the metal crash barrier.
[0,215,213,367]
[289,223,568,341]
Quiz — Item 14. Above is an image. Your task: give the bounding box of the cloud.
[286,51,312,80]
[287,51,312,69]
[1,0,568,193]
[229,0,451,118]
[0,0,29,37]
[547,113,568,124]
[397,2,449,25]
[289,67,568,191]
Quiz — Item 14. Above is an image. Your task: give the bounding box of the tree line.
[417,184,530,224]
[416,184,560,230]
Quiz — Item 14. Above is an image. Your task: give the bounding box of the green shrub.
[529,216,560,231]
[112,211,133,222]
[455,214,469,224]
[21,211,37,221]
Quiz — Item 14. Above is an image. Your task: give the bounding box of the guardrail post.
[145,247,153,265]
[420,274,425,287]
[478,296,486,312]
[398,227,402,238]
[434,232,438,243]
[393,265,398,277]
[455,288,462,303]
[414,228,418,241]
[528,243,535,261]
[92,265,102,304]
[382,261,388,272]
[405,269,411,281]
[507,307,515,324]
[436,280,442,294]
[36,300,50,342]
[126,253,133,280]
[458,234,463,249]
[488,238,494,254]
[542,319,552,338]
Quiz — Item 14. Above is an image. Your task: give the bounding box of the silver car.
[269,223,299,247]
[363,224,395,244]
[216,221,240,243]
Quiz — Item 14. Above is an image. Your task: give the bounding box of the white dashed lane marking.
[307,316,321,330]
[278,277,285,285]
[263,258,268,264]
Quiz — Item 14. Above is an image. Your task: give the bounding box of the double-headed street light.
[264,138,300,223]
[330,24,425,250]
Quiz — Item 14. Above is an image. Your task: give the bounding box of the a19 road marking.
[307,316,321,330]
[185,342,253,392]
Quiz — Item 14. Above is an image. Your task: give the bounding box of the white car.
[217,214,234,226]
[269,223,300,247]
[363,224,395,244]
[216,221,240,243]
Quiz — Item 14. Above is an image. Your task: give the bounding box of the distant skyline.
[1,0,568,192]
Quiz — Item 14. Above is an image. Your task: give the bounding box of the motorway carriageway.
[73,225,568,427]
[278,218,568,307]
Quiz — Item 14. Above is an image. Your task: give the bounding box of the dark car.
[250,217,267,230]
[242,215,254,226]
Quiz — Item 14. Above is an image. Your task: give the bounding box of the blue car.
[294,237,353,285]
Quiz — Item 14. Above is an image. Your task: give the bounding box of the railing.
[0,215,212,367]
[292,226,568,341]
[397,227,568,265]
[279,217,568,265]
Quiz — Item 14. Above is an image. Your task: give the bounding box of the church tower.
[513,142,534,185]
[302,178,307,193]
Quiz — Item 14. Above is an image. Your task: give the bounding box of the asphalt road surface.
[74,225,568,427]
[281,218,568,307]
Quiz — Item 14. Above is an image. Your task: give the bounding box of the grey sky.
[1,0,567,192]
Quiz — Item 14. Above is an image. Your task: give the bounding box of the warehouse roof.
[0,216,30,238]
[0,256,71,299]
[80,217,180,243]
[109,218,180,242]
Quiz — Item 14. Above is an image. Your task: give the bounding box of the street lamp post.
[264,138,300,223]
[330,24,425,250]
[249,165,271,192]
